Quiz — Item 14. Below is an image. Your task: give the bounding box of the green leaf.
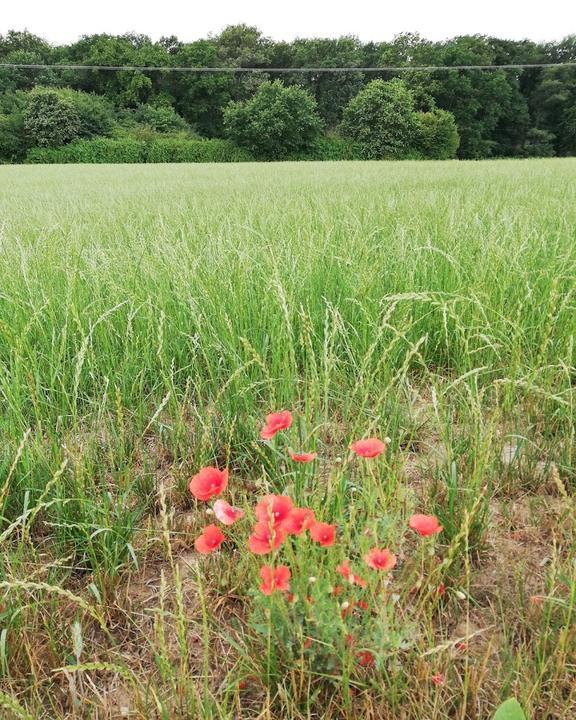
[493,698,527,720]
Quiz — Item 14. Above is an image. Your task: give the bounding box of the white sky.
[2,0,575,45]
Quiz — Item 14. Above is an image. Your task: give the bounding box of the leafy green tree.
[63,34,140,98]
[0,31,57,92]
[523,128,556,157]
[119,72,153,106]
[168,40,235,136]
[531,60,576,155]
[62,33,169,106]
[403,36,531,157]
[491,76,531,156]
[23,88,81,147]
[158,35,182,55]
[290,37,365,128]
[377,32,436,67]
[339,78,419,159]
[215,25,273,105]
[223,80,323,158]
[216,25,272,67]
[0,30,51,56]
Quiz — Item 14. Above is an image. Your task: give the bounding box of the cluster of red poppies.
[189,410,443,598]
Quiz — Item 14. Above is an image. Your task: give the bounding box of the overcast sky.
[2,0,574,45]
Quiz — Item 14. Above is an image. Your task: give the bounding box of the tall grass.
[0,159,574,718]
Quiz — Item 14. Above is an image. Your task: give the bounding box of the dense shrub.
[340,79,419,159]
[26,137,252,164]
[416,109,460,159]
[7,87,115,157]
[308,135,359,160]
[145,137,252,162]
[282,135,360,161]
[57,88,116,138]
[0,114,24,162]
[133,104,192,134]
[223,80,324,159]
[23,87,81,147]
[0,91,27,161]
[26,138,146,163]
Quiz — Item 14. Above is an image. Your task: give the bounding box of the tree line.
[1,27,575,163]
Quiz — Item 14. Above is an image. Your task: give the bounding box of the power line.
[0,62,575,73]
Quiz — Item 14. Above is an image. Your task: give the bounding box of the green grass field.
[0,159,575,719]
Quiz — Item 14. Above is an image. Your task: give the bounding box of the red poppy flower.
[303,637,313,649]
[189,466,228,501]
[431,673,445,686]
[194,524,225,554]
[335,559,366,587]
[357,650,375,667]
[309,521,336,546]
[288,450,317,463]
[260,410,293,440]
[213,499,244,526]
[255,495,294,528]
[409,514,443,536]
[364,548,397,571]
[238,675,257,691]
[281,507,315,535]
[336,559,352,580]
[259,564,291,595]
[350,437,387,458]
[248,521,286,555]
